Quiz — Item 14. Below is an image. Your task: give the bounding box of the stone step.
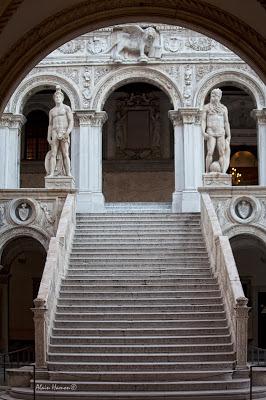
[69,255,210,261]
[51,326,230,337]
[68,261,210,267]
[47,360,235,372]
[32,379,249,392]
[57,296,223,305]
[66,271,213,278]
[53,319,228,329]
[56,304,224,313]
[70,250,208,256]
[77,212,198,218]
[60,284,219,292]
[59,290,221,298]
[48,352,235,363]
[72,242,206,248]
[50,334,232,346]
[47,369,234,382]
[48,343,234,354]
[62,277,216,285]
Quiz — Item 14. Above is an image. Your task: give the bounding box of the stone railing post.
[32,298,47,369]
[235,296,249,370]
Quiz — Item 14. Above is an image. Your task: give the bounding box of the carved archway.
[225,225,266,245]
[7,73,81,114]
[91,66,182,111]
[1,0,265,114]
[194,70,266,109]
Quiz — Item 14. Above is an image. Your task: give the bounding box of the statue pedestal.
[203,173,232,187]
[45,176,75,189]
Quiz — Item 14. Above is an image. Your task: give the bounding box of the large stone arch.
[194,69,266,109]
[7,72,81,114]
[1,0,265,114]
[224,224,266,246]
[0,226,50,260]
[91,66,182,111]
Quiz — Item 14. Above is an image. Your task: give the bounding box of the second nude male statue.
[202,88,231,174]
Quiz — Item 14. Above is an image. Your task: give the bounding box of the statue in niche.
[45,85,74,177]
[111,25,161,63]
[115,111,127,150]
[202,88,231,173]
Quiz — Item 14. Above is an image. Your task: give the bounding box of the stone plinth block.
[45,176,75,189]
[203,173,232,187]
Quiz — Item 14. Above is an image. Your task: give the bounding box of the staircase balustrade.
[32,193,76,369]
[200,192,249,370]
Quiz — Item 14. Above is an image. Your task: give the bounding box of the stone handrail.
[201,192,249,370]
[32,193,76,368]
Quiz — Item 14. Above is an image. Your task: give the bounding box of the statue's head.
[145,27,156,42]
[53,85,64,104]
[210,88,222,104]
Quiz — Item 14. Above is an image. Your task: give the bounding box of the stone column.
[0,113,26,188]
[170,108,203,212]
[252,109,266,186]
[235,297,249,370]
[169,111,184,213]
[32,298,47,369]
[75,111,108,212]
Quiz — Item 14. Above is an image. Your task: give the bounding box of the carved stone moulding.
[202,173,232,187]
[7,198,40,226]
[229,195,261,224]
[45,176,75,189]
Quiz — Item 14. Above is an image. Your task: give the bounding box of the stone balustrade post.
[252,109,266,186]
[235,297,249,370]
[0,113,26,188]
[75,110,108,212]
[32,298,47,369]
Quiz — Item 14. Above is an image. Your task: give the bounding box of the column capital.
[0,113,26,130]
[169,108,201,125]
[75,110,108,127]
[251,108,266,124]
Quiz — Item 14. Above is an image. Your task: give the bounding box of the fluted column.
[0,113,26,188]
[252,109,266,185]
[75,110,108,212]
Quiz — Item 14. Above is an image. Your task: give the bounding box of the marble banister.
[32,193,76,369]
[200,192,249,370]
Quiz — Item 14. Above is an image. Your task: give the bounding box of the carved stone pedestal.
[45,176,75,189]
[203,173,232,187]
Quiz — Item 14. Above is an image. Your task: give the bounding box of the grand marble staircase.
[10,212,252,399]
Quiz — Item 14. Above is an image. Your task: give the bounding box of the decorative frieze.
[0,113,26,130]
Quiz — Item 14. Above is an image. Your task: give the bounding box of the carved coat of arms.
[18,203,30,221]
[236,200,252,220]
[164,37,181,52]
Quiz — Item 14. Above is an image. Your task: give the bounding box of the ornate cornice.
[0,0,266,113]
[178,107,200,124]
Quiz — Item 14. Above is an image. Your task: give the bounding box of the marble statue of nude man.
[46,85,74,177]
[202,88,231,173]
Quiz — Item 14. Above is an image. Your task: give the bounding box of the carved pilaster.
[235,296,249,370]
